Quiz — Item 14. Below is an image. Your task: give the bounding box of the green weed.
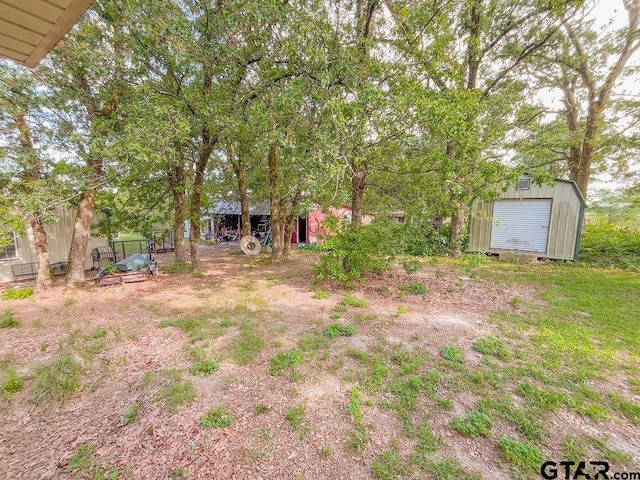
[401,258,422,274]
[92,328,107,339]
[372,441,408,478]
[473,336,511,361]
[441,345,465,363]
[269,349,303,376]
[427,458,482,480]
[323,322,356,339]
[2,369,24,397]
[341,296,369,308]
[398,281,428,295]
[200,406,234,428]
[314,290,329,299]
[285,404,307,433]
[190,360,219,376]
[158,371,196,412]
[0,310,18,328]
[163,261,192,274]
[123,402,140,425]
[255,403,270,415]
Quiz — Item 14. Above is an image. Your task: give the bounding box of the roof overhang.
[0,0,94,68]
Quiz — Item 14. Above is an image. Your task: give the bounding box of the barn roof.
[0,0,94,68]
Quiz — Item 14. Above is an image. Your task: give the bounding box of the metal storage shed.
[467,179,587,261]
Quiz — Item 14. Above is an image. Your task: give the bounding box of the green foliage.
[451,410,494,437]
[473,337,512,361]
[314,290,329,299]
[30,354,81,405]
[2,288,33,301]
[498,437,545,472]
[102,262,118,275]
[67,443,98,473]
[0,310,18,328]
[123,402,140,425]
[255,403,270,415]
[315,221,397,286]
[323,323,356,339]
[2,369,25,397]
[579,222,640,271]
[427,458,482,480]
[441,345,465,363]
[189,360,219,376]
[269,349,303,376]
[200,407,234,428]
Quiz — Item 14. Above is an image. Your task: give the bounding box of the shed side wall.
[546,182,581,260]
[468,200,493,252]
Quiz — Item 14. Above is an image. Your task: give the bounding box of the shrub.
[579,222,640,271]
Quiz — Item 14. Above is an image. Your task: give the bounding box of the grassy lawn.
[0,249,638,479]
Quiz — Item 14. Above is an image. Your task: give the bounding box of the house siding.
[0,205,107,283]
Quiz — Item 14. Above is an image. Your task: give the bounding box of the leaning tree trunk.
[31,214,52,290]
[67,188,97,283]
[268,143,284,258]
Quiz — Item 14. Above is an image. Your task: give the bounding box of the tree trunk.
[572,103,604,199]
[283,215,296,257]
[31,215,52,290]
[169,162,186,263]
[189,160,206,271]
[449,201,466,258]
[268,143,284,258]
[230,149,251,238]
[67,188,97,283]
[351,164,366,229]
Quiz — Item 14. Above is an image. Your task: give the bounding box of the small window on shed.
[517,175,531,190]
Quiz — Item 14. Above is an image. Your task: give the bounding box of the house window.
[0,232,18,261]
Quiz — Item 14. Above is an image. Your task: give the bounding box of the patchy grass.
[200,406,234,428]
[233,320,264,365]
[498,437,545,474]
[398,281,428,296]
[155,370,196,412]
[314,290,329,299]
[286,404,308,435]
[30,354,81,405]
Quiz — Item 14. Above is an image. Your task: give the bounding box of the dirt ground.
[0,244,636,479]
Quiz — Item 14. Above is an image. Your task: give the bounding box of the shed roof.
[0,0,94,68]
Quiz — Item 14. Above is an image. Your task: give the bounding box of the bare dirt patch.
[0,246,637,479]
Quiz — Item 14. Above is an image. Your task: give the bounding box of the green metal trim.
[573,201,585,261]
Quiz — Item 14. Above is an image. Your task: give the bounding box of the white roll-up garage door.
[490,199,551,253]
